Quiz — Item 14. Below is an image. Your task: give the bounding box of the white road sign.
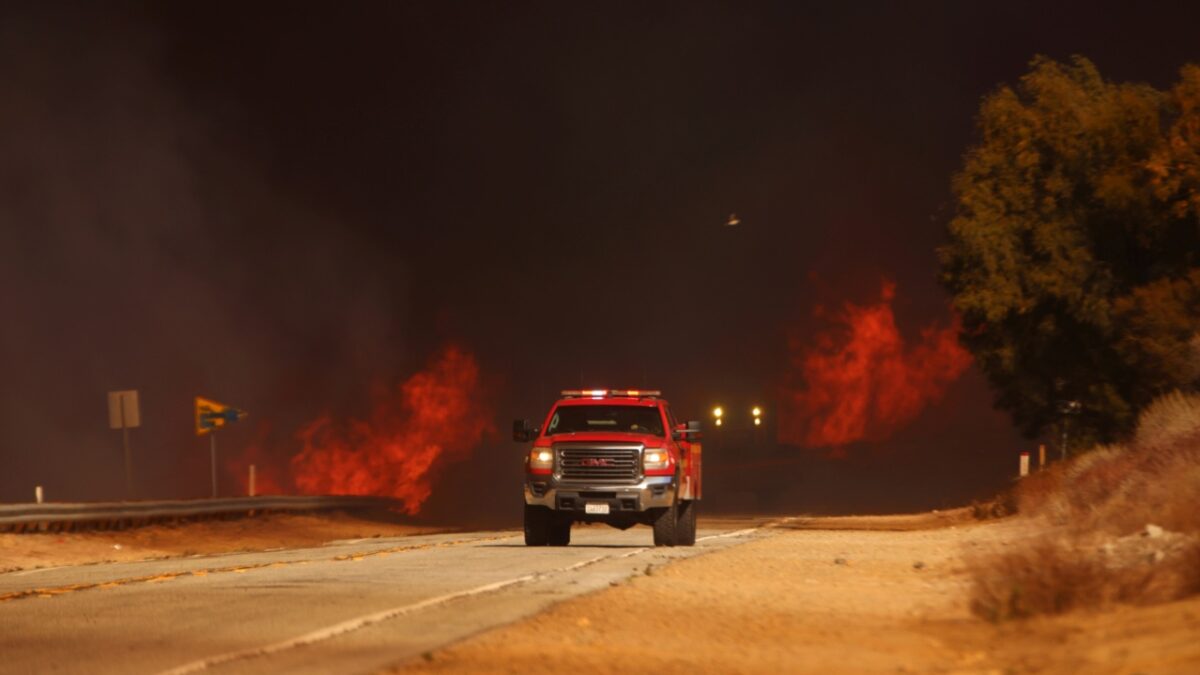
[107,390,141,429]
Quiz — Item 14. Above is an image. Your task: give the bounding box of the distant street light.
[725,213,740,227]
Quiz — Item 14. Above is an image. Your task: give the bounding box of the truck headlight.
[529,448,554,472]
[643,449,670,471]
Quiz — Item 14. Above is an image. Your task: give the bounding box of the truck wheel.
[524,505,550,546]
[548,516,571,546]
[652,502,677,547]
[676,500,697,546]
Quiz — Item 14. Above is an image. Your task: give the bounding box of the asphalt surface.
[0,518,769,675]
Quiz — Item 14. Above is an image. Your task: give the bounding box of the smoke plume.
[0,7,409,500]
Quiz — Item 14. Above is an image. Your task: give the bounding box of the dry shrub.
[1176,539,1200,597]
[1157,466,1200,533]
[971,391,1200,620]
[969,537,1107,621]
[1012,461,1064,515]
[971,489,1018,520]
[1098,462,1200,534]
[1135,389,1200,452]
[1014,390,1200,537]
[969,536,1200,622]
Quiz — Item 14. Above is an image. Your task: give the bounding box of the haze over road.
[0,519,766,675]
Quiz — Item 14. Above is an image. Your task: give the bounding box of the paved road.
[0,519,768,675]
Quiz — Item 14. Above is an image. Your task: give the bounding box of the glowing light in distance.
[753,417,762,426]
[715,418,723,426]
[752,406,762,417]
[712,406,724,418]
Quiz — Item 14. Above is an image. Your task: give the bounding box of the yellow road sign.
[195,397,247,436]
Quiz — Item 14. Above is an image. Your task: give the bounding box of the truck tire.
[548,516,571,546]
[652,502,677,547]
[676,500,697,546]
[524,504,550,546]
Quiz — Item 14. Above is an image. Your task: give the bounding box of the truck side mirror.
[512,419,539,442]
[672,420,703,442]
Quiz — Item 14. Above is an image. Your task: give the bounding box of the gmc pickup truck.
[513,389,703,547]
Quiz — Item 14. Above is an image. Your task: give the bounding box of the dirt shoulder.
[397,514,1200,674]
[0,510,445,572]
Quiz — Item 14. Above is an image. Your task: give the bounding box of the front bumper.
[525,475,675,513]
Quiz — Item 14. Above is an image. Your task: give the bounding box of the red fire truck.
[513,389,703,547]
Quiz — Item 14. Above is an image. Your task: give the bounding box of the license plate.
[584,503,610,515]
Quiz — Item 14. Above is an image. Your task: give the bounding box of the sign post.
[107,390,141,498]
[195,397,247,498]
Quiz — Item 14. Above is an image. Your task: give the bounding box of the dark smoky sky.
[2,1,1198,516]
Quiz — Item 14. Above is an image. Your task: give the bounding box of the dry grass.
[969,390,1200,621]
[970,536,1200,621]
[1135,389,1200,452]
[1013,391,1200,536]
[969,537,1108,621]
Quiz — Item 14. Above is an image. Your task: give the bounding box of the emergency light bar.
[560,389,662,398]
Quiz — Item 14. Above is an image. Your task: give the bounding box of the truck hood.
[541,431,663,446]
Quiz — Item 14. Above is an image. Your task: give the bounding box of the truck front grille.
[557,445,641,485]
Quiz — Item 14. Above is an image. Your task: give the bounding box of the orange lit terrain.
[397,514,1200,675]
[0,511,445,572]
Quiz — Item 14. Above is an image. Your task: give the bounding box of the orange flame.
[225,345,492,513]
[778,280,971,454]
[288,345,493,514]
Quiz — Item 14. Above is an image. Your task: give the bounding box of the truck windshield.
[544,405,665,437]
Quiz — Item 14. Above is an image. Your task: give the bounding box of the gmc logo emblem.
[579,458,612,467]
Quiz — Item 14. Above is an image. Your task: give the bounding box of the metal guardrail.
[0,495,401,532]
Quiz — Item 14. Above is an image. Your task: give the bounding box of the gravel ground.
[396,514,1200,674]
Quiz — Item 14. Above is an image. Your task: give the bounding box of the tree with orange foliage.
[940,56,1200,448]
[1113,269,1200,406]
[1148,65,1200,221]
